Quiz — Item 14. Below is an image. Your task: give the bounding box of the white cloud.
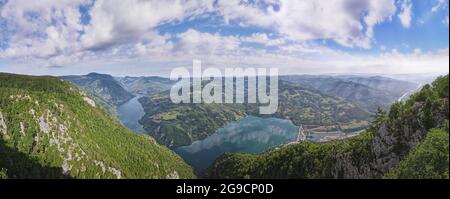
[0,0,401,61]
[131,32,173,56]
[0,0,213,59]
[0,0,448,76]
[240,33,286,46]
[81,0,213,51]
[0,0,90,59]
[432,0,448,12]
[216,0,397,49]
[175,29,241,56]
[240,33,271,44]
[398,0,413,28]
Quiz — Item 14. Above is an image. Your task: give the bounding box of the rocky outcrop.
[83,97,96,107]
[328,95,448,179]
[370,100,448,178]
[0,112,7,135]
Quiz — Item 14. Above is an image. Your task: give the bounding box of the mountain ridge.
[61,73,135,116]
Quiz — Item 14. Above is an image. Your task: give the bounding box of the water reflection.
[117,96,146,133]
[174,116,299,171]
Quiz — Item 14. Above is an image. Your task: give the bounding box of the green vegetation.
[139,94,246,148]
[204,131,375,179]
[0,73,194,179]
[384,126,449,179]
[62,73,135,116]
[247,80,371,132]
[117,76,176,96]
[0,168,7,179]
[204,75,449,179]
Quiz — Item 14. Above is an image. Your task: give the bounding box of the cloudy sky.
[0,0,448,76]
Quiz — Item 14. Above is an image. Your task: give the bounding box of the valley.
[62,72,431,173]
[66,74,418,148]
[1,72,446,179]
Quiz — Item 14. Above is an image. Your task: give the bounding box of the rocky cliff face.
[370,99,448,177]
[330,100,448,179]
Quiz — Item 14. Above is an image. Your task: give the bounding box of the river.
[117,96,146,133]
[116,97,362,172]
[398,83,423,102]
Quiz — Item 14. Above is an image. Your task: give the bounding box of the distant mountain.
[384,73,443,85]
[204,75,449,179]
[247,80,371,131]
[335,75,418,97]
[282,75,417,112]
[62,73,134,115]
[116,76,176,96]
[0,73,195,179]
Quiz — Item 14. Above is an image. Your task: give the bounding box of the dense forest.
[0,73,194,179]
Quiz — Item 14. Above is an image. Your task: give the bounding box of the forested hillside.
[0,73,194,179]
[62,73,134,116]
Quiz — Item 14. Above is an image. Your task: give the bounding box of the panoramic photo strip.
[0,0,449,198]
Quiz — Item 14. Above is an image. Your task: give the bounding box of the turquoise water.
[117,96,146,133]
[174,116,299,171]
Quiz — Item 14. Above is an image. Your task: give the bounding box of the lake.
[174,116,299,171]
[117,96,146,133]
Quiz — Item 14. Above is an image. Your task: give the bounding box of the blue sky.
[0,0,448,76]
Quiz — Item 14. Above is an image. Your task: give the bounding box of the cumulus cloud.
[398,0,413,28]
[81,0,213,51]
[240,33,286,46]
[0,0,403,60]
[175,29,241,55]
[432,0,448,12]
[0,0,213,59]
[0,0,448,76]
[216,0,397,48]
[0,0,90,59]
